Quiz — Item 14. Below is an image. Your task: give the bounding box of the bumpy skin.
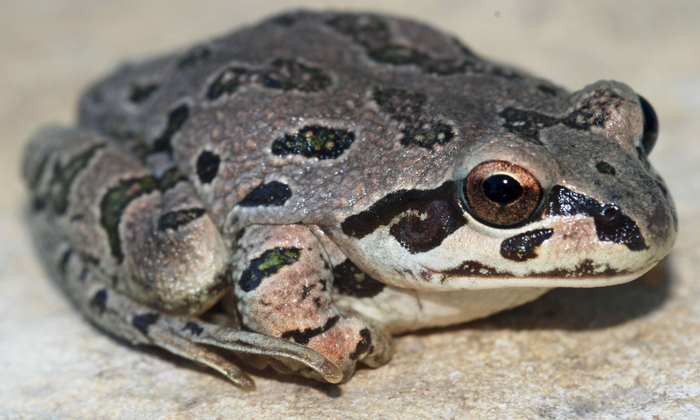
[23,11,677,388]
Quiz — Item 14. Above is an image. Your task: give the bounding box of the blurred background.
[2,1,699,418]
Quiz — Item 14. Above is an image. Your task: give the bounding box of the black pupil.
[482,175,523,204]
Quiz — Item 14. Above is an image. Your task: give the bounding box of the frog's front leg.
[233,224,394,382]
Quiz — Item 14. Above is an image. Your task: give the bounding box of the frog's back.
[77,11,565,232]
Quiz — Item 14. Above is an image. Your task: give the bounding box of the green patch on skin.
[100,176,159,263]
[271,125,355,159]
[99,170,186,263]
[239,247,301,292]
[50,144,104,215]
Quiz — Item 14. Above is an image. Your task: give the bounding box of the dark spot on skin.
[132,313,160,335]
[158,208,205,231]
[235,228,247,244]
[373,87,454,149]
[206,68,249,100]
[537,84,559,96]
[58,248,72,275]
[26,153,50,190]
[341,182,464,253]
[536,259,623,278]
[79,267,89,282]
[272,126,355,159]
[262,58,332,92]
[238,247,301,292]
[31,197,46,212]
[500,229,554,262]
[207,59,330,100]
[313,297,322,309]
[444,260,506,278]
[500,89,625,142]
[326,14,391,52]
[236,181,292,207]
[333,259,385,298]
[271,15,296,26]
[596,161,616,176]
[368,44,425,65]
[182,322,204,336]
[81,254,101,269]
[153,105,189,154]
[196,151,220,184]
[319,280,327,292]
[545,185,648,251]
[301,286,311,300]
[177,46,212,69]
[656,180,668,199]
[280,315,340,345]
[90,289,107,315]
[498,108,553,144]
[325,14,510,77]
[390,199,464,253]
[350,328,372,360]
[49,144,104,215]
[90,89,103,104]
[488,66,524,80]
[100,175,160,263]
[129,83,159,104]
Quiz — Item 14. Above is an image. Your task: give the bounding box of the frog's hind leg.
[23,125,341,388]
[27,205,253,388]
[29,209,342,389]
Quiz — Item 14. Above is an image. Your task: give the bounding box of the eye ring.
[462,160,542,228]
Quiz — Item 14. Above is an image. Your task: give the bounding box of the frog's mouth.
[425,259,656,290]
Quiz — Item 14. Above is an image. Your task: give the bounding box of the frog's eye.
[638,95,659,155]
[462,160,542,227]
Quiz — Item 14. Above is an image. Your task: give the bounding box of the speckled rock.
[2,1,700,419]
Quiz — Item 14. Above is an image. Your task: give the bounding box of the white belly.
[334,286,550,334]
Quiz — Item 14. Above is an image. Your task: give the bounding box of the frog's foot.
[233,224,394,383]
[29,209,342,389]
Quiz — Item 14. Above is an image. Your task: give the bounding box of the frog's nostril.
[602,205,619,221]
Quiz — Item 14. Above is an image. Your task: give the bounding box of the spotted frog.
[23,11,677,389]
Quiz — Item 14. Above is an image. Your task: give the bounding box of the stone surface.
[2,1,699,419]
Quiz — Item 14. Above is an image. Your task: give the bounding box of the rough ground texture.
[1,1,699,419]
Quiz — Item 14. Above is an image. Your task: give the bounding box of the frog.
[22,11,677,390]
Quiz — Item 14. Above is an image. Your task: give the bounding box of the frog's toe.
[147,325,256,390]
[169,318,344,384]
